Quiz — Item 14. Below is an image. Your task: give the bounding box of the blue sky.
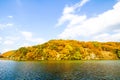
[0,0,120,53]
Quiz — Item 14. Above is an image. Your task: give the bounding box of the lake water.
[0,60,120,80]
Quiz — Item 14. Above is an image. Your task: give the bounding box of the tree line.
[1,39,120,60]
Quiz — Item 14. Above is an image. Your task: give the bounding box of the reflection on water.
[0,60,120,80]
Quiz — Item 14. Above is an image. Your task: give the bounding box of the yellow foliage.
[1,39,120,60]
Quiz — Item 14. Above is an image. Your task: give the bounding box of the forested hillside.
[1,39,120,60]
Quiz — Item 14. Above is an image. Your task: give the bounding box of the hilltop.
[1,39,120,60]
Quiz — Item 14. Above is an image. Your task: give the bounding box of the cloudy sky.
[0,0,120,53]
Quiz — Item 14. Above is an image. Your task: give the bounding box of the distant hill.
[1,39,120,60]
[2,50,15,58]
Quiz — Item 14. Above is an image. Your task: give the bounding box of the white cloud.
[21,31,45,43]
[21,31,33,40]
[57,1,120,41]
[0,23,14,30]
[63,0,89,14]
[0,37,2,43]
[0,24,5,30]
[80,0,89,7]
[1,36,20,53]
[56,0,89,26]
[117,0,120,2]
[0,37,2,40]
[6,23,14,26]
[3,40,14,45]
[19,43,30,47]
[114,29,120,33]
[93,32,120,42]
[3,36,20,45]
[8,16,13,18]
[1,31,45,53]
